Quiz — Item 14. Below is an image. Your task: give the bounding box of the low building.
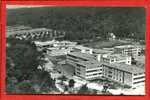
[73,45,93,54]
[53,41,77,48]
[7,27,65,40]
[47,47,72,56]
[34,40,56,48]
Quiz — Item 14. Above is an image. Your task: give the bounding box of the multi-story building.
[75,61,103,80]
[102,63,145,88]
[66,52,102,80]
[66,52,96,66]
[66,52,145,88]
[114,45,141,57]
[101,54,132,65]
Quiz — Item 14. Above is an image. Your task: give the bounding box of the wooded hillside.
[7,7,145,40]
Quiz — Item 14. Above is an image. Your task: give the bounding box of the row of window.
[133,76,145,80]
[133,80,145,84]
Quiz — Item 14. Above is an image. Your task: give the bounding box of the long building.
[7,27,65,40]
[101,54,132,65]
[66,52,145,88]
[114,45,141,58]
[102,63,145,88]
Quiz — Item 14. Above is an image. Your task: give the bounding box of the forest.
[7,7,145,40]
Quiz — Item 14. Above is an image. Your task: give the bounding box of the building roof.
[74,45,92,50]
[34,40,56,46]
[67,52,95,61]
[114,45,139,49]
[7,28,52,37]
[105,62,145,74]
[93,49,113,54]
[102,53,130,60]
[76,60,103,69]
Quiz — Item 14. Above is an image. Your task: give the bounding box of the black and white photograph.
[6,5,145,95]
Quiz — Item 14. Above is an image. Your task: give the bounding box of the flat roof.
[102,53,130,60]
[76,60,103,69]
[74,45,92,50]
[93,49,113,54]
[34,40,56,46]
[114,45,139,49]
[104,63,145,74]
[67,52,95,61]
[7,28,52,37]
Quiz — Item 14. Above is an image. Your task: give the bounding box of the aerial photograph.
[6,5,145,95]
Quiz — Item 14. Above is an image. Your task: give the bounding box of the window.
[133,80,145,84]
[111,59,114,62]
[108,75,112,78]
[76,72,80,75]
[76,68,81,71]
[133,76,145,80]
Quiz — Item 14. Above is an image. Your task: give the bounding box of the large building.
[35,40,77,56]
[114,45,141,58]
[7,26,65,40]
[66,52,102,80]
[101,54,132,65]
[102,63,145,88]
[66,52,145,88]
[73,45,93,54]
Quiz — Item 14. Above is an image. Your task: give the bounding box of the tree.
[102,84,109,93]
[78,84,89,94]
[6,38,57,93]
[7,7,145,41]
[68,79,75,88]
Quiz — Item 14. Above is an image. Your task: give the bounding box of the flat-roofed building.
[114,45,141,58]
[47,47,72,56]
[75,61,103,80]
[53,41,77,48]
[7,27,65,40]
[66,52,95,66]
[73,45,93,54]
[102,63,145,88]
[66,52,103,80]
[102,54,132,65]
[66,51,145,88]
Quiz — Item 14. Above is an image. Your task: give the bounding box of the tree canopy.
[6,38,57,93]
[7,7,145,41]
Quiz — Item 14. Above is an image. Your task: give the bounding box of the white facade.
[114,45,141,58]
[66,52,145,88]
